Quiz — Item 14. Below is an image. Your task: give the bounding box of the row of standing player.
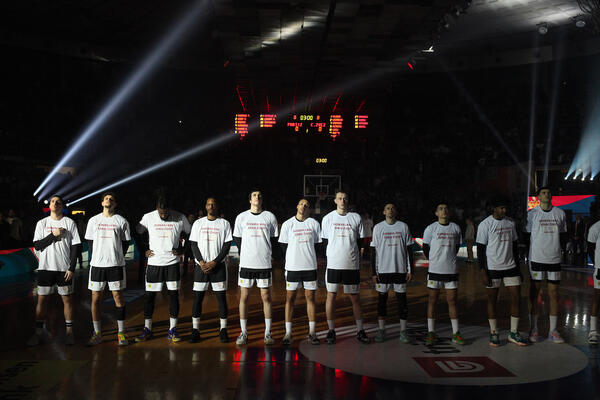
[27,187,600,347]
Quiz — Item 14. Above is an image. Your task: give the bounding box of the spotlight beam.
[67,133,234,206]
[34,0,210,197]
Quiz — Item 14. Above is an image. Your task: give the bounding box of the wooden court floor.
[1,258,599,399]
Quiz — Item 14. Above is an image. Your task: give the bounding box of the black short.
[37,270,69,287]
[90,266,124,282]
[239,267,271,280]
[427,272,459,282]
[377,273,407,284]
[194,262,227,282]
[487,266,521,279]
[146,263,180,283]
[326,269,360,285]
[530,261,561,272]
[286,270,318,282]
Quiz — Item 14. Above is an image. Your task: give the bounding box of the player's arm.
[88,240,93,254]
[233,236,242,255]
[190,240,204,263]
[122,240,129,257]
[559,232,569,251]
[370,248,377,278]
[212,241,232,264]
[512,240,520,267]
[69,243,81,272]
[33,228,63,251]
[279,242,288,259]
[588,242,596,265]
[422,243,430,259]
[407,244,415,275]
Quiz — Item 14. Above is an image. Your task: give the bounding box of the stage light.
[33,0,210,198]
[537,23,548,35]
[67,133,234,206]
[44,199,49,205]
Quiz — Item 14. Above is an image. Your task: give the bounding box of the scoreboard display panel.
[234,113,368,140]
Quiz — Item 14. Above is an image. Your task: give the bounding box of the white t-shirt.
[278,216,322,271]
[136,210,191,266]
[422,222,462,275]
[587,221,600,268]
[189,217,233,263]
[34,216,81,271]
[85,213,131,268]
[233,210,278,269]
[476,215,518,271]
[321,210,364,270]
[370,220,414,274]
[526,206,567,264]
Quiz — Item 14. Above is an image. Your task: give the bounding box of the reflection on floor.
[1,259,599,399]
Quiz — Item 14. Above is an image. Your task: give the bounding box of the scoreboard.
[234,113,369,140]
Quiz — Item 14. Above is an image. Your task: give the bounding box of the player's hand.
[372,275,378,285]
[145,250,155,258]
[205,261,217,272]
[200,261,209,272]
[52,228,65,237]
[172,248,183,256]
[64,270,73,282]
[406,273,413,282]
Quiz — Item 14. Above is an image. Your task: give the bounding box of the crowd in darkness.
[1,48,599,250]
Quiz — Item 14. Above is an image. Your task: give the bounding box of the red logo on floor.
[413,356,515,377]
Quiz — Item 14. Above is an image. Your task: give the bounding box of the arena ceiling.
[0,0,595,103]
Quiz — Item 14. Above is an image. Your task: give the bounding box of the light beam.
[34,0,210,198]
[67,133,234,206]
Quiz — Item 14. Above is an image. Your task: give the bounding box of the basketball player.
[85,192,131,346]
[279,198,322,345]
[371,203,414,343]
[189,197,232,343]
[322,191,370,344]
[422,202,464,345]
[28,195,81,346]
[526,187,568,343]
[233,190,279,345]
[587,217,600,345]
[477,198,528,347]
[135,196,191,343]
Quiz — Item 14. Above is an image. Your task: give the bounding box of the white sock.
[145,319,152,331]
[285,322,292,335]
[530,314,538,331]
[117,320,124,333]
[169,318,177,330]
[591,316,597,332]
[220,318,227,329]
[451,319,459,334]
[489,319,497,333]
[309,321,316,335]
[265,318,272,335]
[240,319,248,334]
[356,320,363,332]
[510,316,519,333]
[378,319,385,330]
[327,320,334,330]
[427,318,435,332]
[400,319,407,332]
[549,315,557,332]
[192,317,200,330]
[93,320,101,335]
